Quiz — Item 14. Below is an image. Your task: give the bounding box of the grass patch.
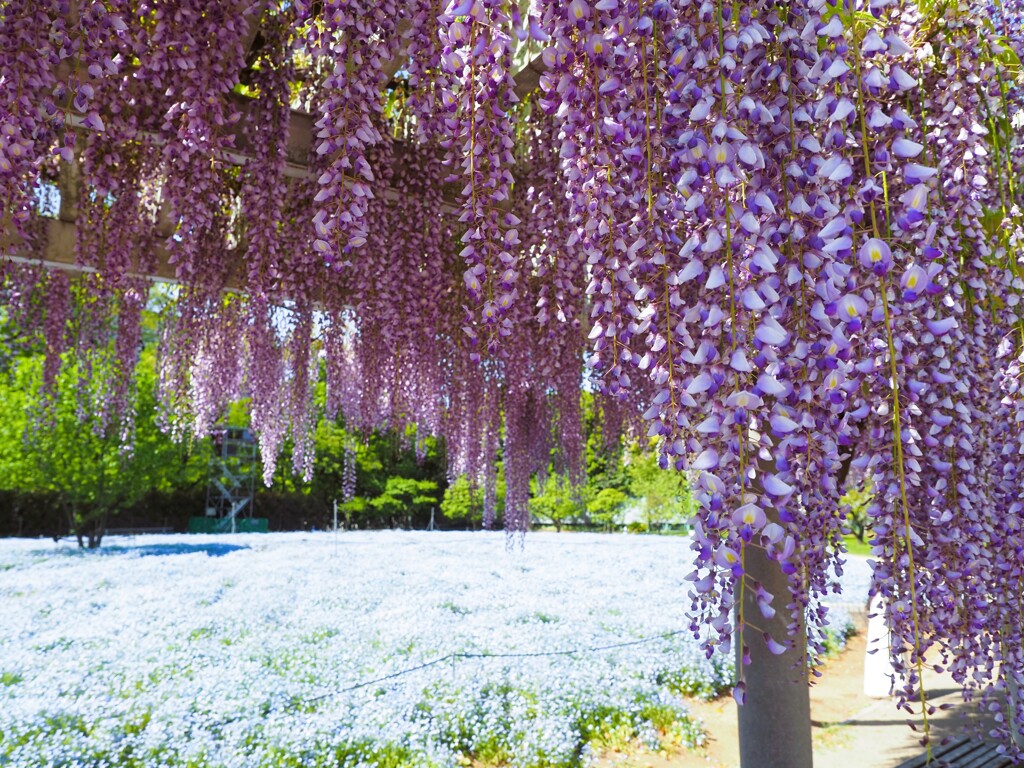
[516,611,558,624]
[813,721,852,750]
[841,535,872,557]
[438,600,470,616]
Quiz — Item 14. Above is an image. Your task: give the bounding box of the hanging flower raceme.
[438,0,522,356]
[246,295,286,485]
[39,269,71,407]
[151,0,263,288]
[537,0,652,403]
[403,0,447,143]
[240,12,295,301]
[288,307,316,482]
[522,110,587,484]
[307,0,403,266]
[0,0,123,242]
[674,0,851,680]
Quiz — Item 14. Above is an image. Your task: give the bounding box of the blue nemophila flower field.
[0,532,863,767]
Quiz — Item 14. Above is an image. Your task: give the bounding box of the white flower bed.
[0,532,864,767]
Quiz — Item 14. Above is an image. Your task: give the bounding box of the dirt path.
[597,616,1004,768]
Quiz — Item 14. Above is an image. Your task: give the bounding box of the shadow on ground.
[815,655,1018,767]
[43,542,250,558]
[647,615,1023,768]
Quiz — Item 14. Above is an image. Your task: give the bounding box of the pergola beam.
[3,251,182,287]
[230,50,546,178]
[3,218,240,289]
[5,34,548,288]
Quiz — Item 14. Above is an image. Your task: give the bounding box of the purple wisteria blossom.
[1,0,1023,756]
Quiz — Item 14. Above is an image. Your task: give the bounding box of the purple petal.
[755,318,788,346]
[892,138,923,158]
[763,474,794,496]
[692,448,720,471]
[926,317,956,336]
[904,163,937,184]
[733,682,747,706]
[764,633,788,655]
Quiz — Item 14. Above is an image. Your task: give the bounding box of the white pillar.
[864,594,901,698]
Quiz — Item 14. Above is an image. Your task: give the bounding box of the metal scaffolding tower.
[204,426,257,533]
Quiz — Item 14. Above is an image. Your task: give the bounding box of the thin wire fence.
[296,629,693,708]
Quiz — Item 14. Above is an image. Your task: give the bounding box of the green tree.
[529,473,585,532]
[841,476,873,543]
[587,487,628,531]
[0,349,207,547]
[368,476,439,528]
[582,392,630,495]
[334,429,445,528]
[626,443,693,532]
[439,468,506,529]
[440,474,479,527]
[259,383,449,530]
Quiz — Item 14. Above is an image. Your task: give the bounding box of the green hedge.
[0,488,450,538]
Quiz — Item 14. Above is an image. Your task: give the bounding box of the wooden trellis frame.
[1,7,548,291]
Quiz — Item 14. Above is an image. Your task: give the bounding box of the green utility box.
[188,516,269,534]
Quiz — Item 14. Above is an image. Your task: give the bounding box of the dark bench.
[896,737,1021,768]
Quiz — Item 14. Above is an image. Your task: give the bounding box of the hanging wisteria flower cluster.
[2,0,1024,753]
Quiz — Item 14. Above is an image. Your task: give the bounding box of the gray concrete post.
[1003,633,1024,750]
[736,540,814,768]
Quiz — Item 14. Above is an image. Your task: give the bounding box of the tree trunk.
[736,541,814,768]
[64,501,85,549]
[80,507,108,549]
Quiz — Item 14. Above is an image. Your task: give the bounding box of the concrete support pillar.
[1003,632,1024,750]
[864,594,900,698]
[736,541,813,768]
[1008,672,1024,750]
[57,155,80,224]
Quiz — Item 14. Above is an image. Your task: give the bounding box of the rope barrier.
[296,629,692,708]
